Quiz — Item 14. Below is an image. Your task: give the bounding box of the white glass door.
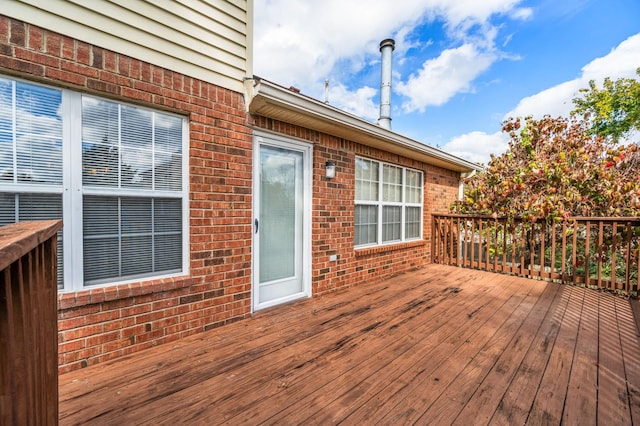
[253,135,311,310]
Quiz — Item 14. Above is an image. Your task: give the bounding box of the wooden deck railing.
[1,220,63,426]
[432,214,639,296]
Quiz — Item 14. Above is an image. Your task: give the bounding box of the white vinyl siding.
[355,157,423,247]
[6,0,252,93]
[0,75,188,292]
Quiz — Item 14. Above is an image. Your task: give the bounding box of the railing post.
[611,221,618,291]
[625,221,633,293]
[0,220,62,426]
[550,222,557,281]
[431,215,438,263]
[597,220,604,289]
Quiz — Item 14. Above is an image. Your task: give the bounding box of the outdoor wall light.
[325,161,336,179]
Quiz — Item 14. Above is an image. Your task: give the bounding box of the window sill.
[57,275,194,310]
[355,240,426,257]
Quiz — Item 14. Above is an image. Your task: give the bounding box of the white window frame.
[0,75,190,293]
[355,156,423,248]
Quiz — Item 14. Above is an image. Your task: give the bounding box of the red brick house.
[1,1,479,373]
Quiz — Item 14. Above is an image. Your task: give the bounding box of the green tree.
[572,69,640,142]
[452,115,640,221]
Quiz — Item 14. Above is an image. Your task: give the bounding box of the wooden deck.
[59,265,640,425]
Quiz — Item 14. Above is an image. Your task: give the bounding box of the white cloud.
[254,0,427,92]
[442,33,640,164]
[507,80,578,119]
[326,84,379,120]
[254,0,531,116]
[507,33,640,119]
[427,0,532,35]
[510,7,533,20]
[442,130,509,165]
[396,44,497,112]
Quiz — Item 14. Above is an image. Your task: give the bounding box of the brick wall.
[0,16,254,373]
[251,116,460,296]
[2,16,461,374]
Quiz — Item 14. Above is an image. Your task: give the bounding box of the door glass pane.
[259,146,302,284]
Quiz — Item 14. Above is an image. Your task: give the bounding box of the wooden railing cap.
[0,220,63,271]
[434,213,640,223]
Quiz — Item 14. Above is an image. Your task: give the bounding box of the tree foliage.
[572,69,640,142]
[452,115,640,221]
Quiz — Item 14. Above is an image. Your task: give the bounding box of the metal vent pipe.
[377,38,395,130]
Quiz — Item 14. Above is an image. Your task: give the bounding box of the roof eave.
[247,78,482,173]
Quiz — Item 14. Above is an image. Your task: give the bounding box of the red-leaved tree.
[452,115,640,221]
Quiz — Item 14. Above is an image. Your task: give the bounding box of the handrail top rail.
[0,220,63,271]
[433,213,640,223]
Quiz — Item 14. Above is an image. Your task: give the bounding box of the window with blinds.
[355,157,423,247]
[81,97,184,285]
[0,78,64,287]
[0,75,188,292]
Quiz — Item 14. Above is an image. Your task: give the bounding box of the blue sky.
[253,0,640,165]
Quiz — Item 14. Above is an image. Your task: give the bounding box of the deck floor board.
[276,270,516,425]
[303,272,515,424]
[58,265,640,425]
[452,280,560,425]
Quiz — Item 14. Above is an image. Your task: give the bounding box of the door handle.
[254,218,259,234]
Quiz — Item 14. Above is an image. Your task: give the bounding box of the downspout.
[458,170,477,200]
[243,77,259,112]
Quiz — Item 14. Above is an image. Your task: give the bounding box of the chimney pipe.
[378,38,395,130]
[324,79,329,103]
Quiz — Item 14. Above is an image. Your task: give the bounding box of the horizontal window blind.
[405,206,421,239]
[0,77,64,288]
[83,196,182,285]
[355,204,378,246]
[81,97,183,191]
[0,78,63,184]
[0,193,64,288]
[382,205,402,242]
